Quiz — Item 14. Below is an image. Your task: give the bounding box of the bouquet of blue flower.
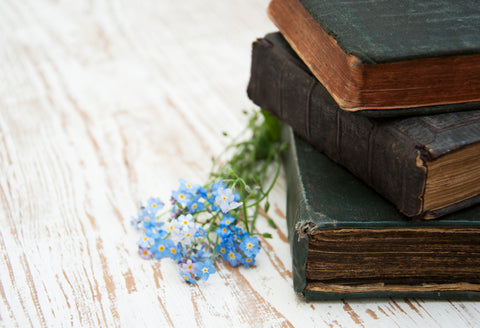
[131,110,285,284]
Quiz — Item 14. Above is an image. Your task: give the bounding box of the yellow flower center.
[158,245,165,251]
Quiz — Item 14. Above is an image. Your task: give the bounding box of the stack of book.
[247,0,480,300]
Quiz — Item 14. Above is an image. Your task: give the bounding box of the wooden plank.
[0,0,479,327]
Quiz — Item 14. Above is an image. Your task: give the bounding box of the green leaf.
[262,233,273,239]
[279,142,288,151]
[264,201,270,213]
[260,109,281,142]
[267,218,277,229]
[253,135,271,160]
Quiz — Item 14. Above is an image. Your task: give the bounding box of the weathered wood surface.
[1,0,479,327]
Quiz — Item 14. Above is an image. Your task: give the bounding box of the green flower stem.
[241,165,281,213]
[239,185,250,234]
[250,205,260,236]
[210,235,220,259]
[155,207,172,221]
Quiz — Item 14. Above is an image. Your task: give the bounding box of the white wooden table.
[1,1,479,327]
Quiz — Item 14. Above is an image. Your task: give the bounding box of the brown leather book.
[247,33,480,219]
[267,0,480,112]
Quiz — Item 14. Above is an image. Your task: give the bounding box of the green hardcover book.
[282,125,480,300]
[268,0,480,113]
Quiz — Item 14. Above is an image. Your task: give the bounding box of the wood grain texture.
[0,0,479,327]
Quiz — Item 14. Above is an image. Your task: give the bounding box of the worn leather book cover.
[267,0,480,112]
[247,33,480,219]
[281,125,480,300]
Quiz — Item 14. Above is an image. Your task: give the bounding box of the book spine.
[280,125,310,295]
[247,36,426,217]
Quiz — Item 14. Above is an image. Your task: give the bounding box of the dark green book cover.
[247,32,480,219]
[267,0,480,111]
[298,0,480,63]
[282,125,480,300]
